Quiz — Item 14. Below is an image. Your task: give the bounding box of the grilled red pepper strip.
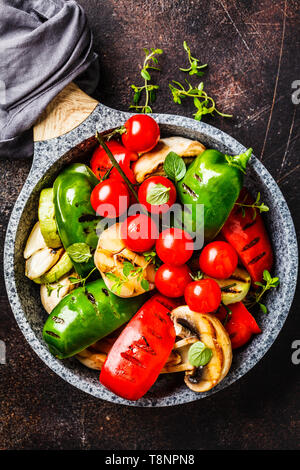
[100,296,176,401]
[221,188,273,284]
[216,302,261,349]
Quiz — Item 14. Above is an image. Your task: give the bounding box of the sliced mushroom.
[40,272,78,314]
[94,223,156,297]
[171,306,232,392]
[23,222,47,259]
[160,337,198,373]
[204,267,251,305]
[133,136,206,183]
[25,247,63,280]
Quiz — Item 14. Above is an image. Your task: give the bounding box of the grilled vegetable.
[53,163,100,278]
[38,188,62,248]
[215,302,261,349]
[221,188,273,284]
[40,272,77,314]
[100,296,176,400]
[177,148,252,241]
[34,251,73,284]
[23,222,47,259]
[43,279,146,359]
[204,266,251,305]
[133,136,205,183]
[171,306,232,392]
[25,247,63,280]
[94,223,156,297]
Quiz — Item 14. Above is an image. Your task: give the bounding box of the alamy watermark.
[291,340,300,365]
[0,340,6,364]
[0,80,6,105]
[95,202,205,250]
[291,80,300,105]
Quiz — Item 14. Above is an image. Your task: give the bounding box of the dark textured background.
[1,0,299,450]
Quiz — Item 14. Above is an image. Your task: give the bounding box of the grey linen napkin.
[0,0,99,158]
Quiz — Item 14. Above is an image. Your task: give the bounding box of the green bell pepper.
[43,279,146,359]
[53,163,100,277]
[176,148,252,241]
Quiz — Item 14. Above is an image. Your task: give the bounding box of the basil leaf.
[188,341,213,367]
[66,243,92,263]
[146,183,171,205]
[163,151,186,182]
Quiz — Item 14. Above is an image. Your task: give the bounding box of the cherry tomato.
[121,214,158,252]
[156,228,194,266]
[138,176,177,214]
[155,264,191,298]
[121,115,160,153]
[90,141,137,183]
[90,179,129,218]
[199,241,238,279]
[184,279,221,313]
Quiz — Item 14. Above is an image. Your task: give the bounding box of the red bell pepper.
[100,295,176,401]
[221,188,273,284]
[216,302,261,349]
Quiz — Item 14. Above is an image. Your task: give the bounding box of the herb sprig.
[245,270,279,313]
[180,41,207,77]
[235,192,269,219]
[169,80,232,121]
[106,261,150,295]
[68,267,97,288]
[46,283,64,298]
[130,48,163,114]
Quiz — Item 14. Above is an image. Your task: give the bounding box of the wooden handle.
[33,82,98,142]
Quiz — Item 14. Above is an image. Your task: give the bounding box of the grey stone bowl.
[4,104,298,406]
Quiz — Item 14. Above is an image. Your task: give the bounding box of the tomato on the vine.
[138,176,176,214]
[184,279,221,313]
[155,264,191,298]
[199,241,238,279]
[156,228,194,266]
[122,115,160,153]
[90,141,137,183]
[90,179,130,218]
[121,214,158,252]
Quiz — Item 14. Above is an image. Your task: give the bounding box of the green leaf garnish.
[66,243,92,263]
[188,341,213,367]
[146,183,170,205]
[123,261,135,277]
[169,79,232,121]
[141,278,150,291]
[68,267,97,287]
[129,47,163,114]
[163,151,186,182]
[180,41,207,77]
[245,270,279,313]
[235,192,269,219]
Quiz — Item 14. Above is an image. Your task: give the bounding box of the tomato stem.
[96,132,140,203]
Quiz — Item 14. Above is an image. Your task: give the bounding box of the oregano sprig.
[180,41,207,77]
[106,261,150,294]
[130,48,163,113]
[169,80,232,121]
[245,270,280,314]
[68,267,97,288]
[235,192,269,219]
